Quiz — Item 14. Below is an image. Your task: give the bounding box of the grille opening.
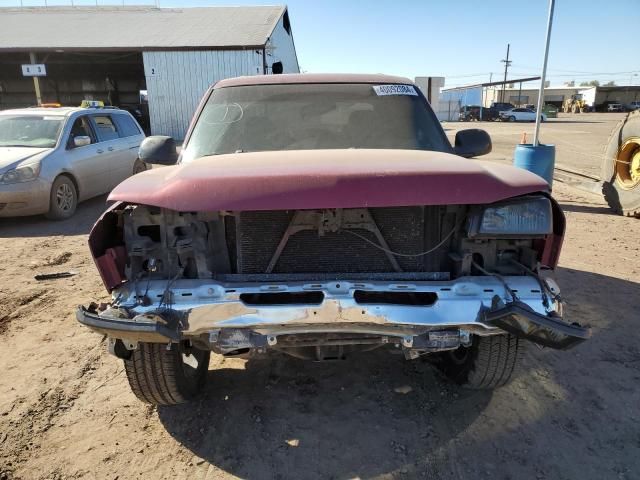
[137,225,161,242]
[354,290,438,306]
[174,226,192,236]
[234,206,447,275]
[240,292,324,305]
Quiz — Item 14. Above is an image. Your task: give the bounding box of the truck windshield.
[182,83,451,161]
[0,115,64,148]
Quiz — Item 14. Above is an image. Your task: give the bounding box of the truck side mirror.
[139,136,178,165]
[454,129,492,158]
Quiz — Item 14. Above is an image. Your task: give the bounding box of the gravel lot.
[1,114,639,480]
[444,112,628,177]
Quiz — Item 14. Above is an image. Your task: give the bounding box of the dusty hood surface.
[108,149,549,211]
[0,147,50,171]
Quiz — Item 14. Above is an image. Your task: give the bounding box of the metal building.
[0,5,299,139]
[439,77,541,121]
[485,85,640,111]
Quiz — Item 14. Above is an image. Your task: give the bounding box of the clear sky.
[3,0,639,87]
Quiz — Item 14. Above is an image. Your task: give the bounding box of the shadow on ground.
[559,202,615,215]
[0,195,108,238]
[157,267,639,479]
[159,350,492,479]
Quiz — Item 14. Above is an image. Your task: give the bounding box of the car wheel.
[45,175,78,220]
[436,334,523,389]
[601,111,640,217]
[123,341,210,405]
[509,116,516,122]
[133,159,147,175]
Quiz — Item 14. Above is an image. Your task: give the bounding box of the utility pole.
[500,44,511,103]
[534,0,555,146]
[29,52,42,106]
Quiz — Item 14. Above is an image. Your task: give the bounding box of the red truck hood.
[108,149,549,211]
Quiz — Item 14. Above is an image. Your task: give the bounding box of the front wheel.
[508,116,516,122]
[124,342,210,405]
[437,334,523,389]
[45,175,78,220]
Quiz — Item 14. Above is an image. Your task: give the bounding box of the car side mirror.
[139,136,178,165]
[73,136,91,148]
[454,129,492,158]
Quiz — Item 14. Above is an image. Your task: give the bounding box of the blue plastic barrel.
[513,144,555,186]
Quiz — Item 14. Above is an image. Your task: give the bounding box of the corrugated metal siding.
[267,15,299,74]
[143,50,262,139]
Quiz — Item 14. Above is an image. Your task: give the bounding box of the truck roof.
[216,73,415,88]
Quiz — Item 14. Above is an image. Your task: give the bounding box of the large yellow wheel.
[614,138,640,189]
[602,111,640,216]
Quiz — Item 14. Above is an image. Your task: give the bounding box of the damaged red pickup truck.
[77,74,590,406]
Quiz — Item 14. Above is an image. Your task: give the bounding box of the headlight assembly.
[0,161,41,184]
[468,196,553,238]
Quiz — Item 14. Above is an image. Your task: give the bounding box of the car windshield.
[0,115,64,148]
[182,83,451,161]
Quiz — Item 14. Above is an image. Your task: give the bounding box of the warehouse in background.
[484,84,640,111]
[0,5,299,139]
[439,77,541,121]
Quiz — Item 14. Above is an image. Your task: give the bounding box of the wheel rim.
[615,137,640,190]
[56,183,74,211]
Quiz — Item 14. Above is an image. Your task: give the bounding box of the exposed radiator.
[231,207,451,274]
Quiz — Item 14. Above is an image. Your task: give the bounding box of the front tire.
[124,342,210,405]
[45,175,77,220]
[509,116,516,122]
[437,334,523,389]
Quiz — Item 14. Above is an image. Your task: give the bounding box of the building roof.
[442,77,541,92]
[216,73,414,88]
[0,5,287,52]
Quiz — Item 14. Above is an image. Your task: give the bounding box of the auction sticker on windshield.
[373,85,418,96]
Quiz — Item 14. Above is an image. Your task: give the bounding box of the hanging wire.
[342,219,461,258]
[471,261,518,302]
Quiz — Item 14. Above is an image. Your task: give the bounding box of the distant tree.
[603,81,617,86]
[579,80,600,87]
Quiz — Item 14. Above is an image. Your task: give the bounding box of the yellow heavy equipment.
[601,111,640,216]
[562,94,588,113]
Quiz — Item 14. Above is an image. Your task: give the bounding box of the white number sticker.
[373,84,418,96]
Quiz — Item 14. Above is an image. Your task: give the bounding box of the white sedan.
[499,108,546,122]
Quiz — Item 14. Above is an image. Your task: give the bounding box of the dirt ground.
[1,120,640,479]
[444,112,628,177]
